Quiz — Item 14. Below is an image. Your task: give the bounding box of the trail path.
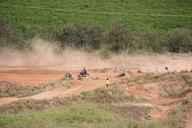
[0,79,105,106]
[0,97,19,106]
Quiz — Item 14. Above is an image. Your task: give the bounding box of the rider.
[106,77,110,88]
[79,67,89,78]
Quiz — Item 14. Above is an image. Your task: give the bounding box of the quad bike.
[78,68,89,80]
[64,72,73,80]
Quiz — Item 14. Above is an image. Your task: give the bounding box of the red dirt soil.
[0,55,191,124]
[0,69,65,84]
[0,54,192,84]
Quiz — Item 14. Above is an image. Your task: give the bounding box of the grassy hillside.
[0,103,162,128]
[0,0,192,33]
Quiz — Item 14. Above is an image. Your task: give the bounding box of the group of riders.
[64,66,173,88]
[64,67,110,87]
[64,67,89,80]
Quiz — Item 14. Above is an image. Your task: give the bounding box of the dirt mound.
[0,85,129,114]
[0,97,77,114]
[159,72,192,98]
[0,81,19,97]
[0,85,153,122]
[0,81,17,88]
[80,85,130,104]
[117,71,192,122]
[0,80,66,97]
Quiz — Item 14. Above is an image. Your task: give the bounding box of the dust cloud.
[0,38,112,70]
[0,38,191,72]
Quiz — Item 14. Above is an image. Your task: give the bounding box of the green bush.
[165,28,192,53]
[1,20,192,54]
[56,24,192,54]
[103,24,132,53]
[56,24,103,50]
[0,18,27,50]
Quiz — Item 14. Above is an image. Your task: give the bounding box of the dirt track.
[0,55,191,124]
[0,54,192,84]
[0,69,66,84]
[0,55,191,105]
[0,79,106,106]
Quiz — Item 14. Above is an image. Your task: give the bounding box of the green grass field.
[0,0,192,33]
[0,103,165,128]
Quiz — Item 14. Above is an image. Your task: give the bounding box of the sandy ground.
[0,54,191,84]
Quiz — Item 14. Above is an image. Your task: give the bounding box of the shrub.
[103,24,133,53]
[165,28,192,53]
[0,18,26,50]
[56,24,103,50]
[1,21,192,54]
